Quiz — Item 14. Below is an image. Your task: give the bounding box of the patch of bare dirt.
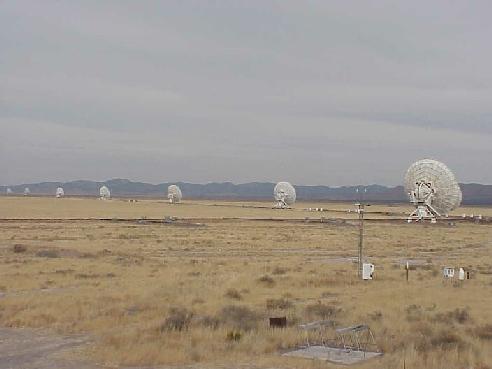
[0,328,95,369]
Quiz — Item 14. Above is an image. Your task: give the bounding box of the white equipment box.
[443,267,455,278]
[362,263,374,280]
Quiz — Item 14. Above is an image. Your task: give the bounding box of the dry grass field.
[0,197,491,368]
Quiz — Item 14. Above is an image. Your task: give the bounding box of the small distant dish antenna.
[167,185,182,204]
[99,185,111,200]
[273,182,296,209]
[55,187,65,198]
[404,159,462,223]
[6,188,12,195]
[23,187,30,196]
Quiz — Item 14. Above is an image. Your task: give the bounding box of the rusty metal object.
[269,317,287,328]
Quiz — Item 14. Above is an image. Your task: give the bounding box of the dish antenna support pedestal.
[275,192,289,209]
[408,181,440,223]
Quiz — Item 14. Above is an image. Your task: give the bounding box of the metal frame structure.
[274,191,289,209]
[404,159,462,223]
[298,320,334,347]
[335,325,377,354]
[297,321,379,359]
[407,181,440,222]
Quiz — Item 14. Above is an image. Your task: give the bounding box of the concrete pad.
[283,345,382,365]
[0,328,95,369]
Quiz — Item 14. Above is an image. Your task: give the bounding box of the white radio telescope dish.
[23,187,30,196]
[168,185,182,204]
[273,182,296,209]
[55,187,65,198]
[99,185,111,200]
[404,159,462,222]
[6,188,12,195]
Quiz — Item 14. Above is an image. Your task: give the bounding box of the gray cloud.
[1,1,491,186]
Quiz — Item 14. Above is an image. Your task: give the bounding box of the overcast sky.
[1,1,491,186]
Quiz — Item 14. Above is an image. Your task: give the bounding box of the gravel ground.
[0,328,96,369]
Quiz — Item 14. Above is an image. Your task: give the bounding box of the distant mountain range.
[1,179,491,205]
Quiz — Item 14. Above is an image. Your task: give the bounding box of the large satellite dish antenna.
[99,185,111,200]
[167,185,182,204]
[6,188,12,195]
[23,187,30,196]
[273,182,296,209]
[404,159,462,223]
[55,187,65,198]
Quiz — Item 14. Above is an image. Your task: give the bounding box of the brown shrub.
[475,324,492,340]
[257,275,275,287]
[224,288,242,300]
[266,298,293,310]
[475,364,492,369]
[54,268,74,275]
[414,326,467,353]
[405,304,423,321]
[226,330,242,341]
[217,305,259,331]
[477,265,492,275]
[160,307,193,332]
[305,302,341,320]
[433,308,471,325]
[320,291,337,298]
[35,249,60,258]
[12,244,27,253]
[191,298,205,305]
[272,266,288,275]
[198,315,221,329]
[368,310,383,321]
[428,330,467,351]
[75,273,100,279]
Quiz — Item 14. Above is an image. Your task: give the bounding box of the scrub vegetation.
[0,197,491,368]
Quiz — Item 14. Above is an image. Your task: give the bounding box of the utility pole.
[355,188,367,278]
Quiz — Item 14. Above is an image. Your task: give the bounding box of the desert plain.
[0,196,491,369]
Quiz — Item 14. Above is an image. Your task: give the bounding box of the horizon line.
[1,178,491,188]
